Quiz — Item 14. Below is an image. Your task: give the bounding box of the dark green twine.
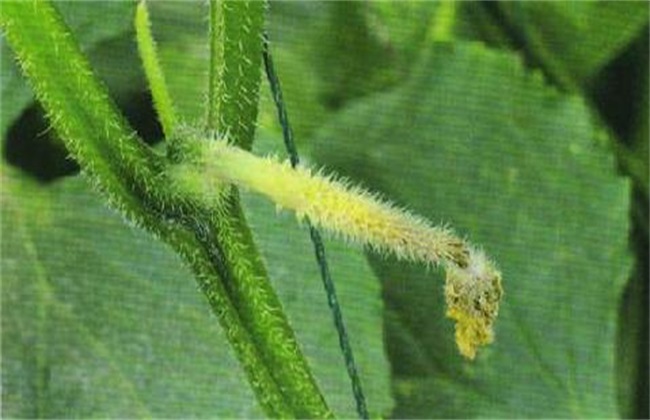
[262,32,370,420]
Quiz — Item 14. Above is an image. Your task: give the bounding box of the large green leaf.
[499,2,649,90]
[309,42,631,417]
[1,162,392,417]
[1,168,257,417]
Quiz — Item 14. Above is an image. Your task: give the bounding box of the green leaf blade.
[309,42,632,418]
[499,2,649,90]
[1,165,392,417]
[1,169,261,417]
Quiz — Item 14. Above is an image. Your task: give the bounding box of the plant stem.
[1,2,332,417]
[135,0,176,138]
[207,0,220,133]
[204,1,334,417]
[0,0,164,227]
[206,0,263,150]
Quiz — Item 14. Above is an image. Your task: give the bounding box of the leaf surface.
[1,164,392,417]
[309,42,631,418]
[499,2,649,89]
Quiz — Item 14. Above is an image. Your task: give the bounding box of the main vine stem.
[1,1,332,417]
[203,1,333,417]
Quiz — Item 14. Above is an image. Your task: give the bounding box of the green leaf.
[1,41,33,145]
[1,168,256,417]
[309,42,631,417]
[370,2,445,62]
[1,163,392,417]
[498,2,649,90]
[304,2,393,109]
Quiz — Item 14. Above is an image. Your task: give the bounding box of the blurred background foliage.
[1,1,647,418]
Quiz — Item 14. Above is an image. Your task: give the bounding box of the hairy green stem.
[1,2,331,417]
[136,0,332,415]
[207,0,220,132]
[206,0,263,149]
[0,1,165,226]
[204,1,333,416]
[135,0,176,138]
